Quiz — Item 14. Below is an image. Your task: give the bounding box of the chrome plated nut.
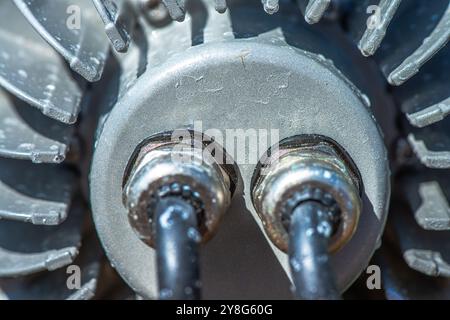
[123,138,232,247]
[252,136,362,253]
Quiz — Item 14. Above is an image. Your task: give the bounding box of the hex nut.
[252,135,362,253]
[123,137,232,247]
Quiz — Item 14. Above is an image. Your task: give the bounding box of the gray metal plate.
[91,34,389,298]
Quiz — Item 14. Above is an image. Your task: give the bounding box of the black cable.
[155,196,201,300]
[288,200,341,300]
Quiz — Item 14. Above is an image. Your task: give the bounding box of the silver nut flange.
[123,137,232,247]
[252,135,362,253]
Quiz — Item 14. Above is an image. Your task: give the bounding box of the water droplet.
[159,212,175,228]
[160,288,173,299]
[90,57,100,65]
[290,257,302,272]
[187,227,201,243]
[305,228,315,237]
[18,143,34,150]
[18,69,27,78]
[317,221,332,238]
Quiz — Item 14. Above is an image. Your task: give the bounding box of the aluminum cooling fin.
[13,0,111,82]
[375,240,450,299]
[396,43,450,169]
[159,0,335,20]
[388,3,450,86]
[0,158,75,225]
[407,179,450,231]
[161,0,187,21]
[389,191,450,278]
[0,233,101,300]
[0,1,83,124]
[345,0,450,86]
[358,0,403,57]
[407,97,450,128]
[303,0,331,24]
[0,0,448,301]
[92,0,136,52]
[0,194,83,277]
[408,132,450,169]
[0,88,73,164]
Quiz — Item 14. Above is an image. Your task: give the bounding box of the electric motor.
[0,0,449,300]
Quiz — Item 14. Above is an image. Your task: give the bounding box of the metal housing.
[90,7,390,296]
